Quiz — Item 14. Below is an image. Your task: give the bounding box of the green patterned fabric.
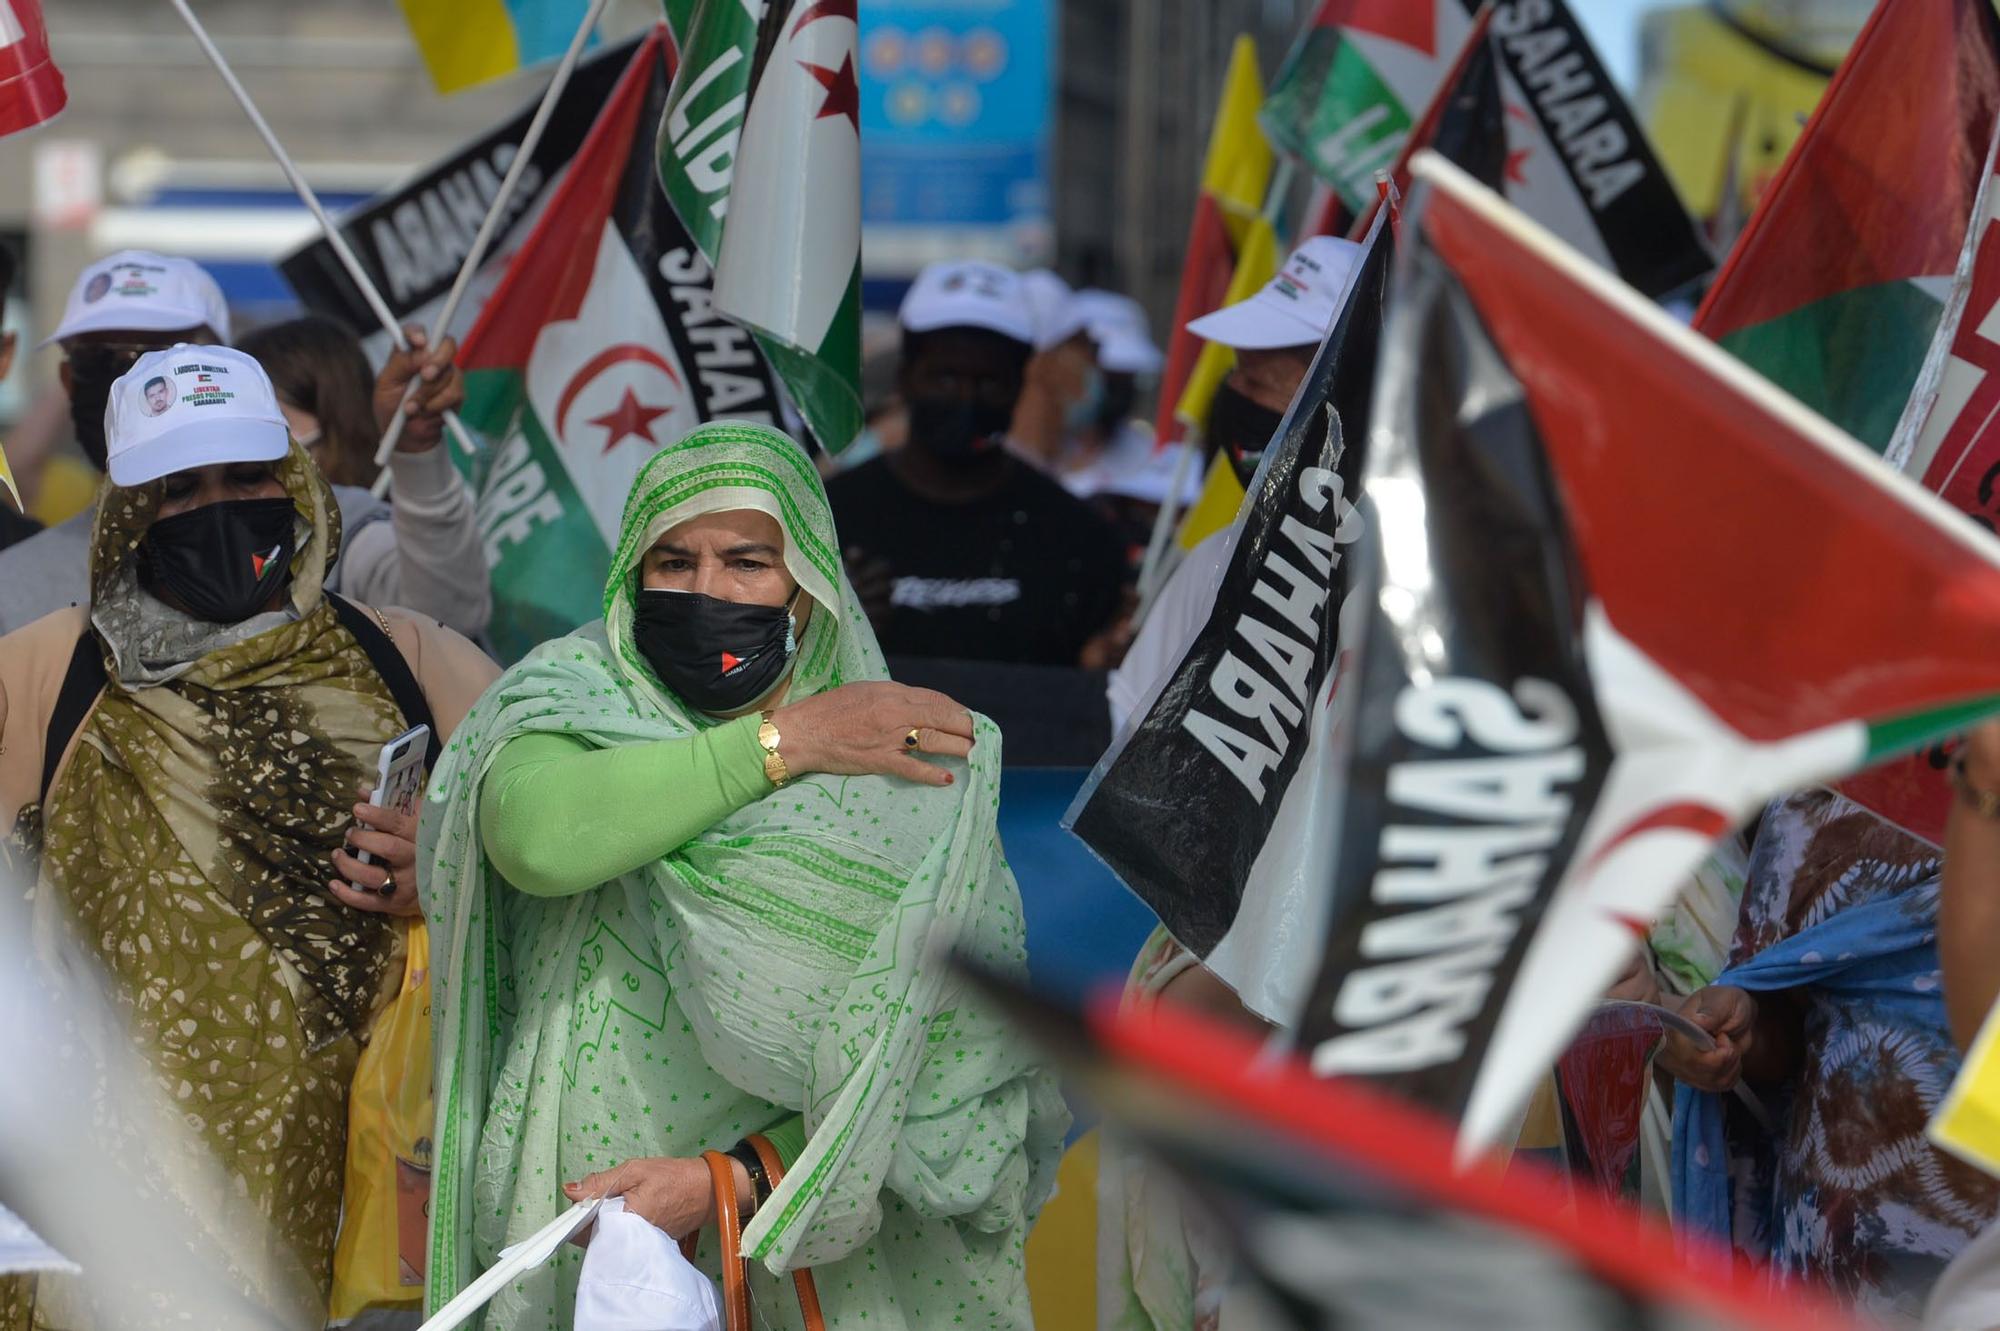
[420,421,1067,1328]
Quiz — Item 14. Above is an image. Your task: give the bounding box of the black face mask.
[907,396,1013,465]
[139,497,297,624]
[633,587,800,714]
[66,363,118,473]
[1208,379,1286,488]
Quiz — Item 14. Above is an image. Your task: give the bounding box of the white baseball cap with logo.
[898,260,1037,347]
[44,250,232,348]
[104,344,289,488]
[1185,236,1364,351]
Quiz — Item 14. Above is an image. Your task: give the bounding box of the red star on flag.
[802,51,860,129]
[1503,103,1533,186]
[587,388,671,455]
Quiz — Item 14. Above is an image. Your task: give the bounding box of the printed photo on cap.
[83,272,111,304]
[141,375,175,418]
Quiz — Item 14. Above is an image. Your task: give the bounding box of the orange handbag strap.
[681,1142,826,1331]
[745,1133,828,1331]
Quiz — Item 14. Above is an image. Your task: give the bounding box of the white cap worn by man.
[1019,267,1090,350]
[1107,234,1364,735]
[899,260,1040,346]
[1069,289,1165,376]
[0,252,492,642]
[43,250,233,349]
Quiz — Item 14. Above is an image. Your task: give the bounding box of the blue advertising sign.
[857,0,1052,234]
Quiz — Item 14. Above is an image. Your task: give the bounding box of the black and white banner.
[1065,210,1394,1022]
[280,34,639,345]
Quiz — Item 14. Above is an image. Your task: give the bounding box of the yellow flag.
[0,438,19,514]
[1931,996,2000,1178]
[1202,36,1276,228]
[1176,450,1248,553]
[1174,213,1280,430]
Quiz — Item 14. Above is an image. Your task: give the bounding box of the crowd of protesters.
[6,230,2000,1331]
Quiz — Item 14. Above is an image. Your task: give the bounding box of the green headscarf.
[421,422,1066,1327]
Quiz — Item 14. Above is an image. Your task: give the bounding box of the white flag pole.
[166,0,482,462]
[1131,425,1200,626]
[367,0,614,496]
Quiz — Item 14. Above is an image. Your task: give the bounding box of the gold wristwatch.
[758,711,790,789]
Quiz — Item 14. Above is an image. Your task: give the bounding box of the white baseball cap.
[1071,289,1164,374]
[45,250,232,348]
[1021,268,1089,349]
[104,344,289,488]
[1185,236,1364,351]
[899,260,1037,347]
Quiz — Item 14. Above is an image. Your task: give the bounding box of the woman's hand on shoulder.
[770,681,975,788]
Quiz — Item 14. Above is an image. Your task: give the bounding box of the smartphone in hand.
[352,725,430,867]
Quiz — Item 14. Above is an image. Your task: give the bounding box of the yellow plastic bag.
[330,918,434,1321]
[1931,993,2000,1179]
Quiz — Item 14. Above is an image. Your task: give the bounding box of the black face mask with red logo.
[139,496,296,624]
[633,587,800,714]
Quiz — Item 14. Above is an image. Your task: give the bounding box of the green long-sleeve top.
[478,714,770,898]
[478,715,808,1167]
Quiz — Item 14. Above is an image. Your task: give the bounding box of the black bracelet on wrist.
[725,1140,771,1213]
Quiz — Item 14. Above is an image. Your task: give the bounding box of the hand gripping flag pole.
[166,0,482,462]
[368,0,615,497]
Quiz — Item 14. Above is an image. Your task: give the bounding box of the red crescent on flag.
[1581,802,1735,878]
[791,0,857,33]
[555,344,682,444]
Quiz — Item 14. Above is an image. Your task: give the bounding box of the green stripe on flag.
[470,376,615,662]
[1260,29,1413,213]
[1717,280,1944,453]
[753,264,863,455]
[1866,694,2000,763]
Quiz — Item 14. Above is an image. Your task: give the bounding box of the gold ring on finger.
[903,727,922,751]
[381,867,397,896]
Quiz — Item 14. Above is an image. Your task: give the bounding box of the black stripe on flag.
[280,36,639,330]
[1293,208,1613,1118]
[1466,0,1713,300]
[1066,215,1395,960]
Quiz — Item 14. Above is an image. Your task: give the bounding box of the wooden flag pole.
[167,0,482,462]
[368,0,615,496]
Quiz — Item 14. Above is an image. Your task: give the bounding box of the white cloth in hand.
[575,1196,722,1331]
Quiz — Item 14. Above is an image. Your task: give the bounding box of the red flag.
[0,0,65,138]
[1694,0,2000,452]
[1294,150,2000,1154]
[1843,125,2000,844]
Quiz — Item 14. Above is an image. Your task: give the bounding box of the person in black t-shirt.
[826,260,1130,667]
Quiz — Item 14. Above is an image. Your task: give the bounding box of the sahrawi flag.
[282,34,638,349]
[1843,119,2000,846]
[1260,0,1710,301]
[963,971,1860,1331]
[1067,207,1395,1026]
[460,27,782,662]
[1296,152,2000,1156]
[1695,0,2000,453]
[658,0,862,452]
